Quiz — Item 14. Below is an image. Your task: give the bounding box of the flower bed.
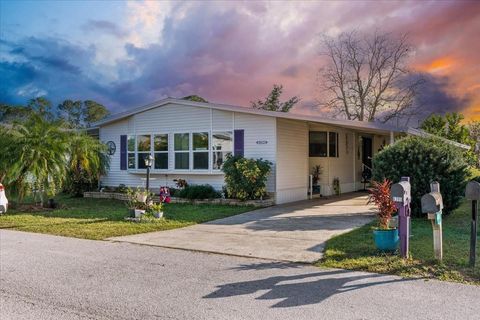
[83,192,273,207]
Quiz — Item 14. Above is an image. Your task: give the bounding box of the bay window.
[127,131,233,171]
[154,134,168,170]
[174,133,189,170]
[212,131,232,170]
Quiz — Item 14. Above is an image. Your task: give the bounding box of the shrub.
[222,155,272,201]
[372,136,468,217]
[176,184,220,200]
[64,170,97,197]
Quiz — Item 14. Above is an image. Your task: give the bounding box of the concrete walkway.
[109,193,376,262]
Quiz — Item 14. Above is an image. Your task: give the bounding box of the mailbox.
[466,180,480,267]
[421,192,444,214]
[466,181,480,201]
[421,181,444,261]
[391,181,411,204]
[391,177,411,259]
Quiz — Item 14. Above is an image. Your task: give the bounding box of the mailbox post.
[465,181,480,268]
[391,176,411,259]
[421,182,444,261]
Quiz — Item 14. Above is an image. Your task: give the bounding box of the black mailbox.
[466,181,480,201]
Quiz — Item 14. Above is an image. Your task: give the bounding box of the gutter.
[406,128,471,150]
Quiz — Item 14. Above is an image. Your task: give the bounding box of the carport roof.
[92,98,470,149]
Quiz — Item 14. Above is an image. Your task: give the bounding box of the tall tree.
[2,114,69,204]
[421,113,471,144]
[251,84,299,112]
[318,31,423,123]
[58,99,109,128]
[182,95,209,103]
[0,103,32,123]
[83,100,110,127]
[468,121,480,168]
[421,112,477,167]
[28,97,55,121]
[58,100,83,128]
[65,132,110,196]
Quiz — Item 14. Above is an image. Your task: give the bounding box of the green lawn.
[0,196,253,240]
[317,199,480,284]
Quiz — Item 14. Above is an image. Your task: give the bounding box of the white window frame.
[136,134,152,169]
[126,124,234,174]
[309,131,339,158]
[211,131,233,171]
[173,132,190,171]
[192,131,210,171]
[152,133,169,171]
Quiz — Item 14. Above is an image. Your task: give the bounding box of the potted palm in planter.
[369,179,399,251]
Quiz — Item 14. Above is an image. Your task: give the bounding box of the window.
[193,132,209,169]
[309,132,327,157]
[174,133,189,169]
[154,134,168,170]
[212,131,232,170]
[127,135,135,169]
[137,135,151,169]
[329,132,339,157]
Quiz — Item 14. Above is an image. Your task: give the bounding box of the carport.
[109,193,376,263]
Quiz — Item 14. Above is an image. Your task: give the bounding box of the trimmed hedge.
[372,136,468,217]
[176,184,220,200]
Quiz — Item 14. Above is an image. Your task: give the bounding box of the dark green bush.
[176,184,220,200]
[222,155,272,201]
[372,136,468,217]
[64,170,97,197]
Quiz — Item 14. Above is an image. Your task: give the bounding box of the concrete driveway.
[109,193,376,262]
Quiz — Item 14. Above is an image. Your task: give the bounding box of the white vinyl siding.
[99,103,277,193]
[276,119,309,204]
[234,112,277,193]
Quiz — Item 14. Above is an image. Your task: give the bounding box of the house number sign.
[256,140,268,145]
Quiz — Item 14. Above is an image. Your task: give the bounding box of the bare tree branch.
[317,31,422,123]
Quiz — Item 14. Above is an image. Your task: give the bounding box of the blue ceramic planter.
[373,228,399,252]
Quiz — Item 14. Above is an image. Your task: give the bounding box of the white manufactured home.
[93,98,454,204]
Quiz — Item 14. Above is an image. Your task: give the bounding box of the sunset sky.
[1,0,479,122]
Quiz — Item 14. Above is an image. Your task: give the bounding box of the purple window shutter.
[120,135,127,170]
[234,129,244,157]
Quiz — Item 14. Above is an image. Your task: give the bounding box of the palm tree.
[0,125,18,182]
[4,114,69,204]
[66,132,110,196]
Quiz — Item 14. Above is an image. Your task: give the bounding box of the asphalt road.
[1,230,479,320]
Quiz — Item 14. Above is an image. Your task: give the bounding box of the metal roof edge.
[406,127,471,150]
